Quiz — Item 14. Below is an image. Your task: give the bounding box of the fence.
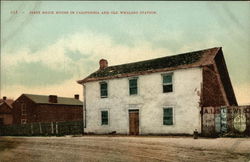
[202,106,250,137]
[0,121,83,136]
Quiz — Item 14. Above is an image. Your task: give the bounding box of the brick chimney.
[49,95,57,103]
[99,59,108,70]
[74,94,79,100]
[3,96,7,100]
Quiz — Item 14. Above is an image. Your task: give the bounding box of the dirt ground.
[0,136,250,162]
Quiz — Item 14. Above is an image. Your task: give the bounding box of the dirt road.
[0,136,250,162]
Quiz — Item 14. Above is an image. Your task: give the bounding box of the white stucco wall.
[83,67,202,135]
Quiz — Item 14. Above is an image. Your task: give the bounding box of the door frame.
[128,109,140,135]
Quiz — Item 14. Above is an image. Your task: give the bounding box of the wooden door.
[129,110,139,135]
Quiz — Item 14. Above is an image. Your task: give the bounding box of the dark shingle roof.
[78,47,221,84]
[23,94,83,106]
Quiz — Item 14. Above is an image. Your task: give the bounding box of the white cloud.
[3,40,72,71]
[3,31,173,75]
[62,31,174,66]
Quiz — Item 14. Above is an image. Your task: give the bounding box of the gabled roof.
[0,99,14,109]
[0,99,13,113]
[22,94,83,106]
[78,47,221,84]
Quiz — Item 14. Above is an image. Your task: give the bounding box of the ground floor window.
[0,118,3,125]
[163,107,173,125]
[101,110,108,125]
[21,119,27,124]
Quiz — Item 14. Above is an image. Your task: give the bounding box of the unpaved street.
[0,136,250,162]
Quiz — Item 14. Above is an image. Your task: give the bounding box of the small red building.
[0,97,14,126]
[12,94,83,124]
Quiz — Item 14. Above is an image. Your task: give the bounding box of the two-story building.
[77,47,237,135]
[12,94,83,124]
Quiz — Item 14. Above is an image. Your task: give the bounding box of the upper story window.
[162,73,173,93]
[129,78,138,95]
[163,107,173,125]
[101,110,108,125]
[100,82,108,98]
[21,103,27,115]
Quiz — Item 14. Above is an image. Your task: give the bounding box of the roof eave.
[37,103,83,106]
[81,63,212,84]
[0,102,13,110]
[77,79,85,84]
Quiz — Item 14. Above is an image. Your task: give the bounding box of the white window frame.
[100,109,109,126]
[162,72,174,93]
[128,77,139,96]
[100,81,108,98]
[163,106,175,126]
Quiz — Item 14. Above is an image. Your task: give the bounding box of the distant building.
[77,47,237,135]
[0,96,14,125]
[12,94,83,124]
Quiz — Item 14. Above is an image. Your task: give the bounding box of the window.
[162,73,173,93]
[21,103,27,115]
[0,118,4,126]
[163,107,173,125]
[101,111,108,125]
[129,78,138,95]
[21,119,27,124]
[100,82,108,98]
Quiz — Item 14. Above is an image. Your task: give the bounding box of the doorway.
[129,110,139,135]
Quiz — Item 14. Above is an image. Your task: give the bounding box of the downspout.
[83,84,86,133]
[200,82,204,136]
[200,66,205,136]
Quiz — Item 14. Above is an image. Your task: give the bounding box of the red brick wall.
[214,51,238,106]
[0,103,13,125]
[202,65,227,107]
[36,104,83,123]
[12,95,36,124]
[13,95,83,124]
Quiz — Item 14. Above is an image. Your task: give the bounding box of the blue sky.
[1,1,249,104]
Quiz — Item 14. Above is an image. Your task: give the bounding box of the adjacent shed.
[0,97,14,125]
